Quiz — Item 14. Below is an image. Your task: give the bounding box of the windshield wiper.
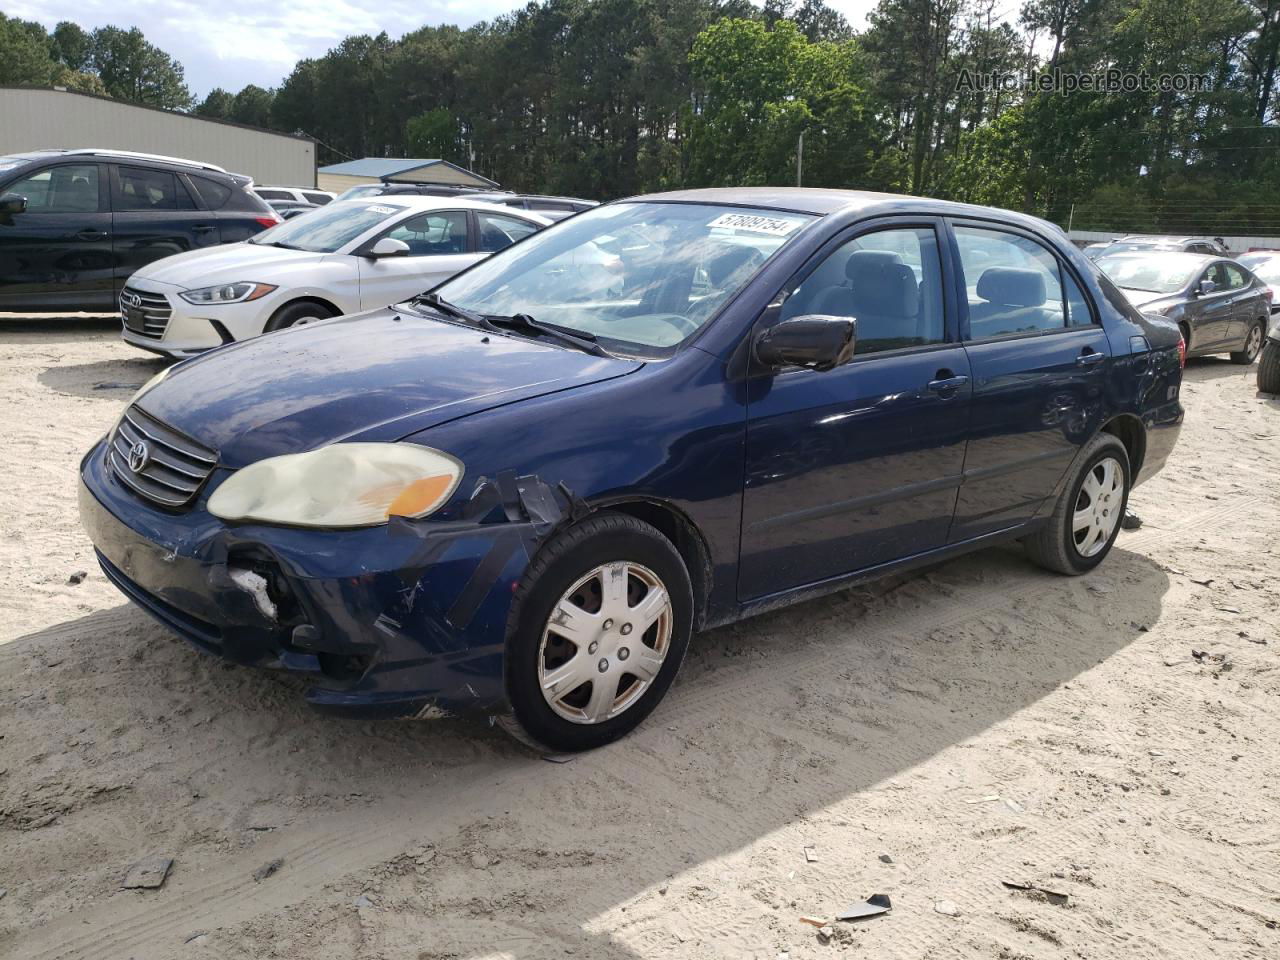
[486,313,610,358]
[413,292,498,331]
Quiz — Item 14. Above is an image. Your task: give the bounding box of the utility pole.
[1067,202,1075,233]
[796,130,804,187]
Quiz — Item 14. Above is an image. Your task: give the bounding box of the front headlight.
[179,282,277,305]
[207,443,463,528]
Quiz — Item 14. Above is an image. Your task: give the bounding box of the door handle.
[192,225,216,234]
[1076,349,1105,366]
[73,229,109,241]
[926,373,969,394]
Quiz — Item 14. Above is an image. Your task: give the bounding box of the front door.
[109,164,220,293]
[0,162,114,311]
[1186,262,1236,352]
[948,222,1112,540]
[357,209,480,309]
[739,221,970,600]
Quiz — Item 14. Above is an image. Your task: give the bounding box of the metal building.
[0,87,315,187]
[316,158,498,194]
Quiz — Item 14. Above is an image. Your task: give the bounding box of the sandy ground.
[1,317,1278,960]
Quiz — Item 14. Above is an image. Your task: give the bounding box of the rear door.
[0,161,114,311]
[1219,261,1257,344]
[356,209,476,309]
[475,210,541,253]
[109,164,221,292]
[1188,262,1235,350]
[948,221,1112,541]
[739,219,971,599]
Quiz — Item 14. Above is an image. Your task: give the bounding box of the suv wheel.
[1025,433,1131,575]
[501,513,693,752]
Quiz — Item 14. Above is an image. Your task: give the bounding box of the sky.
[9,0,880,99]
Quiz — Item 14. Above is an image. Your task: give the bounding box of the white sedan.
[118,196,550,357]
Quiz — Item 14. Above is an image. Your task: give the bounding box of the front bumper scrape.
[80,442,583,718]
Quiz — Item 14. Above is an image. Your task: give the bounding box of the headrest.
[977,267,1046,307]
[845,249,903,281]
[849,261,919,319]
[707,245,762,286]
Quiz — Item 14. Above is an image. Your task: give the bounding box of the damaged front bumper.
[79,439,570,718]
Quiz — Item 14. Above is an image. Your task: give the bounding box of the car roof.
[1099,250,1219,267]
[631,186,1065,233]
[335,195,552,221]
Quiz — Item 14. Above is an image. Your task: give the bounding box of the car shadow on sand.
[36,355,171,400]
[0,540,1170,958]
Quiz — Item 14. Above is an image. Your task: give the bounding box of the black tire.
[1230,318,1265,364]
[1025,433,1131,575]
[1179,322,1192,355]
[265,300,336,332]
[1259,339,1280,393]
[502,513,693,752]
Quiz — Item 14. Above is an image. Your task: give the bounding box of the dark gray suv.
[0,149,280,312]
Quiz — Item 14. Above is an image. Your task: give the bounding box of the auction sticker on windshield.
[366,205,398,215]
[707,213,805,237]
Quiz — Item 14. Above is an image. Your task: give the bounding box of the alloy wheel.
[1073,456,1124,558]
[538,562,673,724]
[1246,323,1263,360]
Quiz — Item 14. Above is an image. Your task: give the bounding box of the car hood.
[136,310,643,468]
[131,242,330,289]
[1117,287,1176,309]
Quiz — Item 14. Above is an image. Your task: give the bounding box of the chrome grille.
[109,406,217,508]
[120,286,172,340]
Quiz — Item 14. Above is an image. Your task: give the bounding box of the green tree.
[90,26,193,109]
[230,84,275,128]
[51,21,93,71]
[195,87,235,119]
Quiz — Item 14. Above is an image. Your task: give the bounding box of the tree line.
[5,1,1280,235]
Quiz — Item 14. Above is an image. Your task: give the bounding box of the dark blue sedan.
[79,188,1185,751]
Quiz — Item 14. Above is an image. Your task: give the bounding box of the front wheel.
[1025,433,1131,575]
[1258,338,1280,393]
[265,300,336,332]
[1231,319,1265,365]
[503,513,693,752]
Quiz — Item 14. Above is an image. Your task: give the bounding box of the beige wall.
[0,88,315,186]
[316,172,373,192]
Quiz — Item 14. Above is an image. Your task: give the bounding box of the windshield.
[335,184,386,202]
[1096,254,1199,294]
[432,202,814,353]
[249,200,401,253]
[1239,253,1280,281]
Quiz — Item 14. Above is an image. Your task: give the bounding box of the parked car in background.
[1235,251,1280,309]
[252,186,335,206]
[265,199,319,220]
[1092,235,1229,259]
[332,182,597,220]
[79,187,1184,751]
[1096,251,1269,363]
[1259,312,1280,392]
[118,196,548,356]
[0,149,279,312]
[1083,240,1120,260]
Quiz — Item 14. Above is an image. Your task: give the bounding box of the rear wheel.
[502,513,693,752]
[1025,433,1130,575]
[265,300,336,332]
[1258,338,1280,393]
[1231,319,1265,364]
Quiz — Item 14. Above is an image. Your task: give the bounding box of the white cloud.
[11,0,883,98]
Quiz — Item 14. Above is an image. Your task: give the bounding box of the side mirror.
[0,193,27,216]
[367,237,410,258]
[755,315,856,372]
[1196,279,1217,296]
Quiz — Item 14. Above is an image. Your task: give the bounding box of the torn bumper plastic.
[79,439,575,718]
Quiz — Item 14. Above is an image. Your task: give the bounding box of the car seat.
[969,267,1053,335]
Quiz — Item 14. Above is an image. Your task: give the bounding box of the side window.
[191,176,231,210]
[1222,263,1247,289]
[955,226,1066,338]
[6,164,100,213]
[385,211,468,255]
[1063,269,1095,326]
[117,167,196,211]
[303,192,331,205]
[780,226,945,355]
[477,212,539,253]
[1205,263,1229,291]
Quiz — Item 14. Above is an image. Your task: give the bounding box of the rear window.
[117,167,196,211]
[191,176,232,210]
[302,192,332,205]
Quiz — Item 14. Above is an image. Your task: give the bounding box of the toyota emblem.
[127,440,150,474]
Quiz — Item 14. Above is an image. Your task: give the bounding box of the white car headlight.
[207,443,463,528]
[179,282,277,305]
